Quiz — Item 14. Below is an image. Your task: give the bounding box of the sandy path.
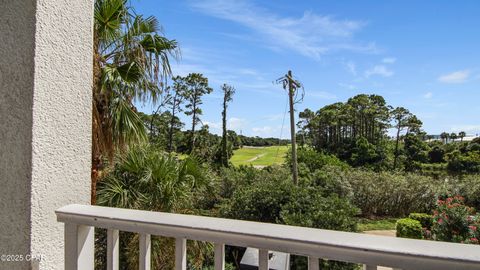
[246,153,266,162]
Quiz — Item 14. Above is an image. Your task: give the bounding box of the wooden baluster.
[258,249,269,270]
[308,256,319,270]
[214,243,225,270]
[107,229,119,270]
[139,234,151,270]
[175,238,187,270]
[64,223,94,270]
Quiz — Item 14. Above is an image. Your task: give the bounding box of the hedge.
[396,218,422,239]
[408,213,433,229]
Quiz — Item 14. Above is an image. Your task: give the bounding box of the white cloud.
[438,70,470,84]
[423,92,433,99]
[338,83,356,90]
[190,0,375,60]
[228,117,247,130]
[251,125,287,138]
[365,65,394,78]
[307,91,337,100]
[382,57,396,64]
[202,121,222,134]
[450,125,480,134]
[345,61,357,76]
[203,117,248,135]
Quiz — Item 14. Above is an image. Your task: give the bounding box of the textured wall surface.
[0,1,37,268]
[0,0,93,269]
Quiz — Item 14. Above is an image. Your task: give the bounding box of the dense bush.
[458,175,480,210]
[97,145,213,212]
[436,175,480,211]
[447,150,480,173]
[344,169,437,217]
[396,218,422,239]
[280,191,359,231]
[429,196,479,244]
[307,165,354,200]
[219,173,294,223]
[289,147,349,173]
[219,167,360,270]
[408,213,433,229]
[96,145,215,269]
[219,170,359,229]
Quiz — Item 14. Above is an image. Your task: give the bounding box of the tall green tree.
[167,76,188,152]
[182,73,213,153]
[391,107,411,170]
[91,0,179,203]
[220,84,236,166]
[459,131,467,142]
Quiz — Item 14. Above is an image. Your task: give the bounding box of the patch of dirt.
[363,230,396,237]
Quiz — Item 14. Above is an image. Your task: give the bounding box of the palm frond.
[94,0,127,43]
[110,97,147,148]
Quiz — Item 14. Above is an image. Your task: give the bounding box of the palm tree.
[459,131,466,142]
[97,145,213,269]
[450,132,458,142]
[440,132,449,144]
[91,0,179,203]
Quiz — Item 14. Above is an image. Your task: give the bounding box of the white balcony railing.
[56,204,480,270]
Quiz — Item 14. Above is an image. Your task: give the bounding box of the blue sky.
[134,0,480,138]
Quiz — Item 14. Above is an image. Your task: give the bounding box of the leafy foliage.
[288,147,349,173]
[97,145,211,211]
[96,145,215,269]
[396,218,423,239]
[92,0,179,159]
[342,169,437,217]
[427,196,480,244]
[218,165,359,270]
[408,213,433,229]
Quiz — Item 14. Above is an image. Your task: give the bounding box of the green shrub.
[219,175,294,223]
[96,146,215,269]
[396,218,423,239]
[409,213,433,229]
[280,191,359,232]
[287,147,349,173]
[308,165,354,200]
[345,169,438,217]
[430,196,479,244]
[447,150,480,173]
[219,169,360,270]
[457,175,480,210]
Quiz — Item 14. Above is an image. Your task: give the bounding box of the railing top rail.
[56,204,480,270]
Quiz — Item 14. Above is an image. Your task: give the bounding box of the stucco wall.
[0,1,37,268]
[0,0,93,269]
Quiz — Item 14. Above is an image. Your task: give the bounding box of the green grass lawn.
[230,145,289,167]
[357,218,398,232]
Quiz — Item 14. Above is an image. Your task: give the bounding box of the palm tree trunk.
[221,99,228,166]
[91,34,102,205]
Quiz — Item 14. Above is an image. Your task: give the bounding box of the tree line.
[297,94,480,173]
